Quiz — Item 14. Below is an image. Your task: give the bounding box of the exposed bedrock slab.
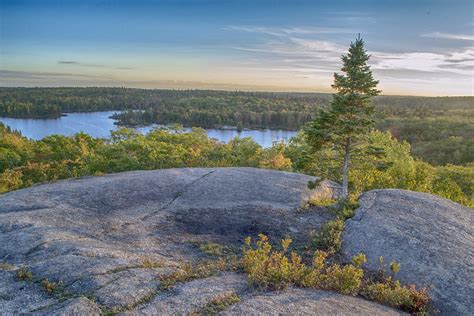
[122,273,249,315]
[0,168,340,314]
[342,189,474,315]
[222,288,404,315]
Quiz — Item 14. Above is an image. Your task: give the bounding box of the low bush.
[41,278,60,294]
[15,267,33,281]
[312,219,344,254]
[365,278,429,313]
[310,199,360,254]
[242,234,430,314]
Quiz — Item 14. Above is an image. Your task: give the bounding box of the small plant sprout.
[352,253,367,268]
[281,238,292,252]
[15,267,33,281]
[41,278,59,294]
[390,260,401,275]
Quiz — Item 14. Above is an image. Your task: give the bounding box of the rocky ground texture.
[0,168,472,314]
[342,189,473,315]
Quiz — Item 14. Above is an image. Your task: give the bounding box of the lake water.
[0,111,298,148]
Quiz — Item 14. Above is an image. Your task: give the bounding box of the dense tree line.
[0,87,472,165]
[1,123,472,207]
[0,101,61,118]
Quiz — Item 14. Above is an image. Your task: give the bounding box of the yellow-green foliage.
[199,292,241,315]
[242,234,365,294]
[199,242,227,257]
[1,123,472,207]
[242,235,430,313]
[0,125,293,193]
[286,130,473,207]
[258,142,292,171]
[310,200,360,254]
[0,262,13,271]
[312,219,345,254]
[41,278,59,294]
[242,235,299,290]
[365,279,429,313]
[141,257,164,269]
[15,267,33,281]
[159,258,235,291]
[308,197,337,207]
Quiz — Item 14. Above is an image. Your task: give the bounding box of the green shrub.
[242,234,365,294]
[312,219,344,254]
[333,200,359,220]
[242,234,303,290]
[323,263,364,295]
[41,278,59,294]
[242,235,430,313]
[15,267,33,281]
[365,279,430,313]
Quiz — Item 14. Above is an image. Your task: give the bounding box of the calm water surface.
[0,111,297,147]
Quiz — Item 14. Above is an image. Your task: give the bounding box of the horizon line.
[1,85,473,98]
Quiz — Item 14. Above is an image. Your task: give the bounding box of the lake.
[0,111,298,148]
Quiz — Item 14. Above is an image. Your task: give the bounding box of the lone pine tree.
[305,36,380,199]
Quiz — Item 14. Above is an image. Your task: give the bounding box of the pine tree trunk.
[341,138,351,200]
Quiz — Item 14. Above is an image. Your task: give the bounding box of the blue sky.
[1,0,473,95]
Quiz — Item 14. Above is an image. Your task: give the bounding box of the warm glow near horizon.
[1,0,473,96]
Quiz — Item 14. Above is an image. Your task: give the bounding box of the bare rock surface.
[2,168,454,314]
[222,288,405,315]
[342,189,474,315]
[0,167,354,314]
[123,273,249,315]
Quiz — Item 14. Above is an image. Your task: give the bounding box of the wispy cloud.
[57,61,79,65]
[372,49,474,76]
[57,60,133,70]
[227,23,474,81]
[58,60,107,68]
[224,25,351,37]
[422,32,474,41]
[0,70,101,79]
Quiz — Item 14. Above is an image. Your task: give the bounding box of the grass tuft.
[199,292,241,315]
[15,267,33,281]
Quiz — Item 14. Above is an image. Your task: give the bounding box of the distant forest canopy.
[0,87,473,166]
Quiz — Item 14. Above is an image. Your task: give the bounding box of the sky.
[1,0,473,96]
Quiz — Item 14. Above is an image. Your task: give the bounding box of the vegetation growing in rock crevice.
[15,267,33,281]
[309,199,359,254]
[242,234,430,314]
[159,257,241,291]
[197,292,241,315]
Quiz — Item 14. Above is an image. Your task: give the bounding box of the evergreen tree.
[305,36,380,199]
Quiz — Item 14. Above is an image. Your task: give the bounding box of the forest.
[0,123,472,208]
[0,87,472,166]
